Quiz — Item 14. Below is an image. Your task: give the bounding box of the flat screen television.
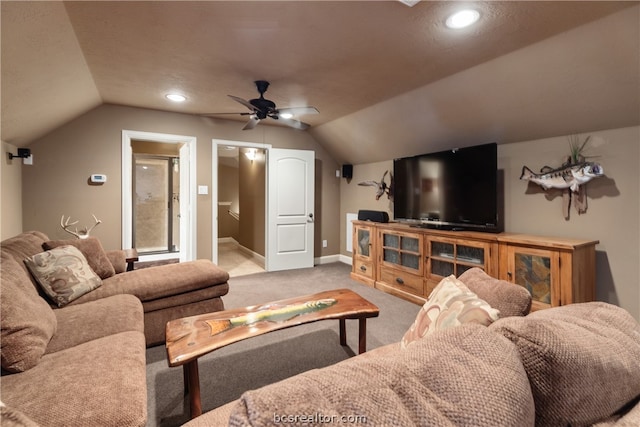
[393,142,502,233]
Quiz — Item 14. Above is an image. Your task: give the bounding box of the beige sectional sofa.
[0,230,230,426]
[3,231,230,346]
[185,270,640,427]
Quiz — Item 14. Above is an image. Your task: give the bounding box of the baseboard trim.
[219,240,351,269]
[339,254,352,265]
[314,254,352,266]
[218,237,237,244]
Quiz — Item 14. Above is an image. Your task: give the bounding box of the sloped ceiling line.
[1,1,638,165]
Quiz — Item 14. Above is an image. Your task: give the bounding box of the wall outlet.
[322,239,328,248]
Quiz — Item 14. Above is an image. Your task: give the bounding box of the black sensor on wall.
[342,164,353,179]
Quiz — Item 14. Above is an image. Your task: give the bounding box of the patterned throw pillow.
[24,246,102,307]
[401,275,500,349]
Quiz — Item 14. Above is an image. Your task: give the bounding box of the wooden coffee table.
[165,288,379,418]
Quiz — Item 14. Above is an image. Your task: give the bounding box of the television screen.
[393,142,501,232]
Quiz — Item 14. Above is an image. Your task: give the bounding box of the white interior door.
[267,148,315,271]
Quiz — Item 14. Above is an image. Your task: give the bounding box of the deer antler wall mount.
[61,214,102,239]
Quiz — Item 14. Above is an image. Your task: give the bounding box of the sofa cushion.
[67,259,229,306]
[229,323,535,426]
[46,294,144,354]
[0,251,57,373]
[0,331,147,427]
[1,231,49,265]
[401,274,499,349]
[459,267,532,317]
[105,249,127,274]
[490,302,640,426]
[24,246,102,307]
[43,237,115,279]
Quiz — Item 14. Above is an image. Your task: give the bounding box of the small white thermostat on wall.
[90,174,107,184]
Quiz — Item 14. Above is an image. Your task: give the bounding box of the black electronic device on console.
[358,210,389,223]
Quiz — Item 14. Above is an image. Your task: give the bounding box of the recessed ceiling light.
[279,112,294,119]
[166,94,186,102]
[446,9,480,29]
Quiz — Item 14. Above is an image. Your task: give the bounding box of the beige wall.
[340,126,640,320]
[499,127,639,320]
[340,160,393,254]
[218,163,239,240]
[20,104,341,260]
[1,141,24,239]
[238,147,266,255]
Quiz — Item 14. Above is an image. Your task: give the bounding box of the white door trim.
[122,130,197,261]
[211,139,271,265]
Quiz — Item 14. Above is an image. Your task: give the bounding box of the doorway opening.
[212,139,315,274]
[212,139,270,276]
[132,154,180,255]
[122,130,196,262]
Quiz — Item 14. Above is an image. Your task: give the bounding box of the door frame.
[211,138,272,265]
[122,130,197,261]
[131,154,179,254]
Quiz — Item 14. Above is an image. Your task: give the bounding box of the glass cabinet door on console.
[355,226,373,261]
[426,237,489,277]
[351,223,376,286]
[502,246,560,311]
[498,234,598,312]
[380,230,423,275]
[376,229,425,303]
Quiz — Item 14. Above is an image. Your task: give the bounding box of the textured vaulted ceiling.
[2,1,638,164]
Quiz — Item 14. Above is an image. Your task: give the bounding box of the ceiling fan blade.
[277,106,319,116]
[278,117,311,130]
[242,116,260,130]
[228,95,257,112]
[201,112,251,117]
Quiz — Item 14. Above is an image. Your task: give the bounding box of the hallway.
[217,240,265,277]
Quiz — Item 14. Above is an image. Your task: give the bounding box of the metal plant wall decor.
[520,135,604,219]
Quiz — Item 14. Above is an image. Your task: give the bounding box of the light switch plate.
[198,185,209,195]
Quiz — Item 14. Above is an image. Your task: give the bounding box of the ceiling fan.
[204,80,319,130]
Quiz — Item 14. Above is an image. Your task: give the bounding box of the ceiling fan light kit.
[204,80,318,131]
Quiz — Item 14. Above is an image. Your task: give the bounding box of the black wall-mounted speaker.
[358,210,389,223]
[342,164,353,179]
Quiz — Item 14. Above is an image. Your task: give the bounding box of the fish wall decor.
[521,134,604,219]
[520,161,604,192]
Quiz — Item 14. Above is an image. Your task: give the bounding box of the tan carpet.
[145,262,421,427]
